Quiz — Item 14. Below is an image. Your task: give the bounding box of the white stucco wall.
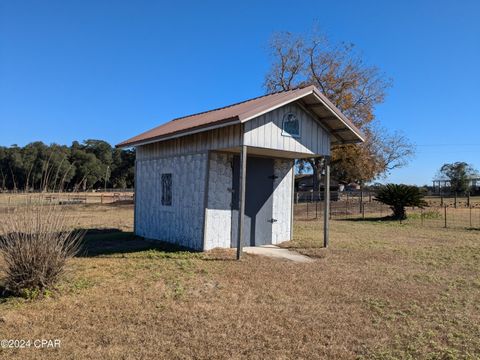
[135,152,207,250]
[204,152,234,250]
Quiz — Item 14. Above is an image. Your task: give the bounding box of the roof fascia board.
[117,117,240,148]
[238,88,313,123]
[295,100,344,144]
[310,90,365,142]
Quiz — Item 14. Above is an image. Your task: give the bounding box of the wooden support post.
[236,145,247,260]
[444,205,447,228]
[360,189,363,213]
[470,205,472,228]
[323,157,330,248]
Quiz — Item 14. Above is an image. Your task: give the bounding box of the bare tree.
[264,30,414,186]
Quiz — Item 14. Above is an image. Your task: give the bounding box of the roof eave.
[116,116,241,148]
[310,89,365,144]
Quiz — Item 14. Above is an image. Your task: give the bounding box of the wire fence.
[294,193,480,230]
[0,192,134,211]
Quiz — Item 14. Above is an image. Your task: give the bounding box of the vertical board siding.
[244,103,330,156]
[272,159,294,244]
[137,124,243,161]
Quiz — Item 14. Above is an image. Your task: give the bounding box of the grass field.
[1,203,480,359]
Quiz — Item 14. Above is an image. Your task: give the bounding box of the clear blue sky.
[1,0,479,185]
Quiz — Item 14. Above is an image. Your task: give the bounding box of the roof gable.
[117,86,364,148]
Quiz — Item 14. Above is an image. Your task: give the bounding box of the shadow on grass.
[79,228,197,258]
[0,285,14,301]
[337,216,401,222]
[80,229,242,261]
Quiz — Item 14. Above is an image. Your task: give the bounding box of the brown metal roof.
[116,85,364,148]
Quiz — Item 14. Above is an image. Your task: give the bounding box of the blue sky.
[1,0,479,185]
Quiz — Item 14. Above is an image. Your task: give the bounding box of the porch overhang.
[217,145,324,160]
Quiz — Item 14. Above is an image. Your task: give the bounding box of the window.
[161,173,172,206]
[282,113,300,138]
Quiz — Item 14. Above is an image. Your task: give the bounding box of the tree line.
[0,140,135,192]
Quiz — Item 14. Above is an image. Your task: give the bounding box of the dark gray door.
[232,156,274,246]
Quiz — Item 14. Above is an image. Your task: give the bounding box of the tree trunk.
[308,158,323,192]
[391,205,406,220]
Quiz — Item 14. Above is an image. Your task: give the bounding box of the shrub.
[0,197,84,296]
[375,184,427,220]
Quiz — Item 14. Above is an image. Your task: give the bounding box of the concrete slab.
[243,245,314,263]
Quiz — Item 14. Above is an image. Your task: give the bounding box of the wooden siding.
[137,124,243,160]
[244,103,330,156]
[137,102,331,160]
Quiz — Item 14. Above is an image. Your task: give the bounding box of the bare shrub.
[0,196,84,295]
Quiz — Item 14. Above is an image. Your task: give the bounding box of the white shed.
[117,85,364,255]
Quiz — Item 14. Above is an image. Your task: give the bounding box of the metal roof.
[116,85,365,148]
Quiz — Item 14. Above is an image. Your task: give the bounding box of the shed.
[117,85,364,256]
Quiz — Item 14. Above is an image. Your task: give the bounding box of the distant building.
[432,177,480,194]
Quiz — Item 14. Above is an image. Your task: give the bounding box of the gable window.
[282,113,300,138]
[161,173,172,206]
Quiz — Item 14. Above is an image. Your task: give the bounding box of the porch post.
[323,156,330,248]
[236,145,247,260]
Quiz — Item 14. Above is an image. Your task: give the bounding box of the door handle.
[267,218,278,223]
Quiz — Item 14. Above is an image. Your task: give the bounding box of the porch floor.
[242,245,314,263]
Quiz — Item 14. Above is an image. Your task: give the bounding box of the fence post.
[440,194,444,207]
[470,205,472,228]
[345,199,348,220]
[421,208,424,226]
[444,205,447,228]
[360,190,363,213]
[306,202,309,219]
[328,188,332,220]
[467,192,470,207]
[315,201,318,219]
[362,202,365,219]
[454,192,457,209]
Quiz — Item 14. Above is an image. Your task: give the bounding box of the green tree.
[5,146,24,191]
[110,148,135,189]
[0,140,135,192]
[69,148,104,191]
[375,184,427,220]
[0,146,7,190]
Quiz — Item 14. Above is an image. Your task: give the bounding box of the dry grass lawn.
[0,203,479,359]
